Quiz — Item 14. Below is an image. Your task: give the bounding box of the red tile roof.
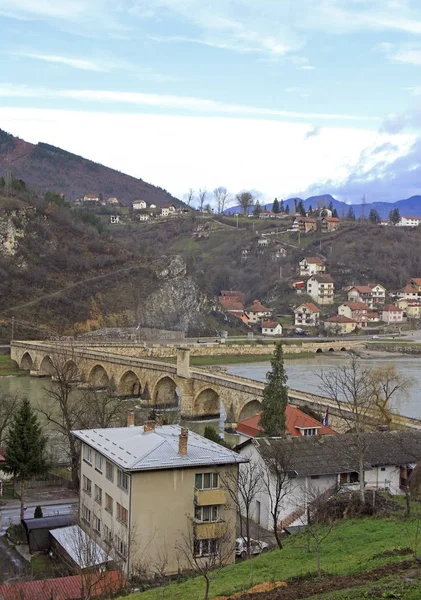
[400,284,417,293]
[349,285,372,294]
[262,321,279,328]
[323,217,340,222]
[301,256,325,265]
[410,278,421,285]
[296,302,320,313]
[310,274,334,284]
[237,405,336,438]
[382,304,403,312]
[342,301,368,311]
[246,300,270,313]
[0,571,126,600]
[326,315,356,323]
[219,298,244,311]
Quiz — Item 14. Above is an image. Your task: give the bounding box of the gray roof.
[22,514,74,531]
[72,424,247,472]
[251,430,421,477]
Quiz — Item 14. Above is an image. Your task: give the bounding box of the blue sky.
[1,0,421,204]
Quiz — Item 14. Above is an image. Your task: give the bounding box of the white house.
[133,200,147,210]
[369,283,386,305]
[299,257,326,277]
[107,197,119,206]
[245,300,272,323]
[83,194,100,203]
[397,216,421,227]
[110,215,120,224]
[237,431,421,531]
[257,238,269,247]
[161,204,177,217]
[380,304,404,324]
[347,285,373,307]
[138,214,150,222]
[306,274,334,305]
[293,303,320,327]
[261,321,282,336]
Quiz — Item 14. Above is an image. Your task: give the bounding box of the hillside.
[0,129,181,206]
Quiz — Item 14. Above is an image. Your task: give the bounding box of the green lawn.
[0,355,26,377]
[190,352,315,366]
[121,510,421,600]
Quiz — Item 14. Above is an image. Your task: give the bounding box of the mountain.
[0,129,181,207]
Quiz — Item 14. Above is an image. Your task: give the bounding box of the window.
[115,535,127,558]
[106,461,114,482]
[302,428,317,436]
[117,469,129,492]
[82,504,91,525]
[95,453,103,473]
[94,485,102,505]
[195,505,219,522]
[195,472,219,490]
[94,515,101,534]
[104,524,112,545]
[116,502,128,525]
[83,445,92,465]
[105,493,113,514]
[194,538,218,557]
[83,475,92,496]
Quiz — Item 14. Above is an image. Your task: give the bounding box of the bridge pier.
[29,369,50,378]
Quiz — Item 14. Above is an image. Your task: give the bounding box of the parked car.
[235,537,269,559]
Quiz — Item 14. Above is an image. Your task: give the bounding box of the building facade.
[306,275,334,305]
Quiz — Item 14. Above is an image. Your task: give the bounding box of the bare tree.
[78,388,128,430]
[213,187,229,214]
[198,188,208,212]
[368,365,413,427]
[236,191,254,215]
[176,519,234,600]
[0,393,19,446]
[185,188,195,207]
[221,462,261,559]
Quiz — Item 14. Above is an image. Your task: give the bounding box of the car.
[235,537,269,559]
[372,335,380,339]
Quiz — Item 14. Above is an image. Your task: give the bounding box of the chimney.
[156,414,163,427]
[127,411,135,428]
[144,420,156,433]
[179,427,189,456]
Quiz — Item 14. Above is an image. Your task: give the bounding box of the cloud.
[379,42,421,66]
[0,84,378,122]
[381,108,421,134]
[16,52,108,72]
[304,126,320,139]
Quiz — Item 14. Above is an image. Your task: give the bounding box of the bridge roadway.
[10,341,421,431]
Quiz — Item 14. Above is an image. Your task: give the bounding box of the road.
[0,501,76,531]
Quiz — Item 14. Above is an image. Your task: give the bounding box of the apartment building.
[306,274,335,305]
[72,417,245,577]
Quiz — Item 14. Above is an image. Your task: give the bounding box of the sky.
[1,0,421,205]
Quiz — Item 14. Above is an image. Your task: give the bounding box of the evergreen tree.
[347,206,356,220]
[0,176,5,188]
[4,399,48,520]
[204,425,231,448]
[332,208,339,218]
[259,343,288,436]
[308,205,313,215]
[253,200,262,217]
[297,200,306,216]
[388,207,400,225]
[285,204,290,214]
[368,208,380,224]
[34,505,43,518]
[280,199,284,212]
[328,201,334,212]
[272,198,280,213]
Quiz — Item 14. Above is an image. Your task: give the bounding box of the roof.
[309,274,334,284]
[294,303,320,313]
[400,284,417,293]
[368,282,386,290]
[72,424,246,471]
[84,193,98,198]
[0,571,125,600]
[22,514,74,532]
[341,302,368,311]
[349,285,373,294]
[219,298,244,311]
[326,315,356,323]
[262,321,280,328]
[237,405,336,438]
[295,217,317,223]
[251,430,421,477]
[410,278,421,285]
[301,256,325,265]
[323,217,340,223]
[133,199,146,204]
[246,300,271,313]
[382,304,403,312]
[402,216,421,219]
[162,203,175,208]
[50,525,113,569]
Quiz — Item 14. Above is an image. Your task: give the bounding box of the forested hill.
[0,129,181,207]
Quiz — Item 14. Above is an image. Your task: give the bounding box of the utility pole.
[11,316,15,342]
[361,195,366,220]
[5,153,12,197]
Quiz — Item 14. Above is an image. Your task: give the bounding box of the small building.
[138,214,150,222]
[161,203,177,217]
[257,238,269,247]
[380,304,404,324]
[397,216,421,227]
[261,321,282,336]
[409,278,421,293]
[338,302,368,328]
[237,405,336,438]
[395,284,419,301]
[294,303,320,327]
[50,524,113,571]
[219,290,245,313]
[293,216,318,233]
[396,298,421,319]
[320,216,340,232]
[367,311,381,322]
[306,274,335,305]
[110,215,120,224]
[107,197,119,206]
[347,285,374,308]
[368,283,387,305]
[299,256,326,277]
[245,300,272,323]
[22,514,74,553]
[324,315,356,334]
[83,194,100,204]
[133,200,147,210]
[270,246,287,261]
[292,280,306,294]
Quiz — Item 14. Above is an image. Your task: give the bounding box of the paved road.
[0,501,77,531]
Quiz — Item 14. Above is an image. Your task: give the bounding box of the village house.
[237,405,335,439]
[338,302,368,328]
[320,216,340,233]
[132,200,147,210]
[367,311,381,323]
[245,300,272,323]
[241,246,251,259]
[72,420,244,577]
[347,285,374,308]
[292,281,306,294]
[257,238,269,247]
[138,214,150,222]
[380,304,404,324]
[396,299,421,319]
[107,197,119,206]
[324,315,356,334]
[395,284,419,301]
[270,246,287,261]
[293,216,318,233]
[261,321,283,336]
[110,215,120,224]
[83,193,100,204]
[368,283,387,305]
[299,256,326,277]
[293,302,320,327]
[306,274,335,305]
[397,216,421,227]
[237,431,421,531]
[409,278,421,293]
[161,203,177,217]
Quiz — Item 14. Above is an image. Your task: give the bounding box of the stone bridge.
[10,341,421,432]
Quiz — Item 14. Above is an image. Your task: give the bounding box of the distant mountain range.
[225,194,421,220]
[0,129,181,207]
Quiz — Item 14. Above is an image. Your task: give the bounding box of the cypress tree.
[272,198,280,213]
[4,399,48,521]
[285,204,290,214]
[259,343,288,436]
[34,505,43,518]
[347,206,356,220]
[280,199,285,212]
[332,208,339,218]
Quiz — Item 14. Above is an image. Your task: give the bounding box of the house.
[245,300,272,323]
[270,246,287,261]
[72,420,245,577]
[397,216,421,227]
[306,274,335,305]
[292,281,306,294]
[338,302,368,328]
[368,283,386,305]
[324,315,356,334]
[396,299,421,319]
[161,203,177,217]
[138,214,150,222]
[83,194,100,203]
[150,204,157,209]
[293,303,320,327]
[261,321,282,336]
[220,290,246,303]
[110,215,120,224]
[237,405,336,438]
[219,291,245,313]
[107,197,119,206]
[367,311,381,323]
[299,257,326,277]
[409,278,421,293]
[347,285,374,308]
[380,304,404,324]
[293,217,318,233]
[320,217,340,233]
[257,238,269,247]
[133,200,147,210]
[237,431,421,531]
[395,284,419,301]
[241,246,251,259]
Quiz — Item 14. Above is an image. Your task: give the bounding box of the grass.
[121,510,421,600]
[190,352,316,366]
[313,573,421,599]
[31,554,65,579]
[0,355,26,377]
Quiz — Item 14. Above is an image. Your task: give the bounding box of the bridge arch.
[193,387,220,419]
[20,352,34,370]
[88,364,110,389]
[238,399,262,423]
[341,347,347,352]
[40,355,55,376]
[316,348,323,353]
[153,376,178,407]
[328,348,335,352]
[117,370,142,397]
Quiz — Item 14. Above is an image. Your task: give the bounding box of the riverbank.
[190,352,315,366]
[0,355,26,377]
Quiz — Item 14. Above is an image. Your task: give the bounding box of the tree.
[328,201,334,212]
[346,206,356,220]
[388,207,400,225]
[198,188,207,212]
[308,205,313,215]
[297,200,306,216]
[0,393,19,446]
[280,199,285,212]
[368,208,380,224]
[368,365,413,427]
[185,188,195,207]
[236,191,254,215]
[34,505,43,518]
[4,398,48,520]
[0,176,5,188]
[253,201,262,217]
[272,198,280,214]
[332,208,339,218]
[259,343,288,436]
[285,204,290,214]
[213,187,229,214]
[203,425,231,449]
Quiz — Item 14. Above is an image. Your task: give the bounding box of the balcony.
[195,489,227,506]
[195,521,227,540]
